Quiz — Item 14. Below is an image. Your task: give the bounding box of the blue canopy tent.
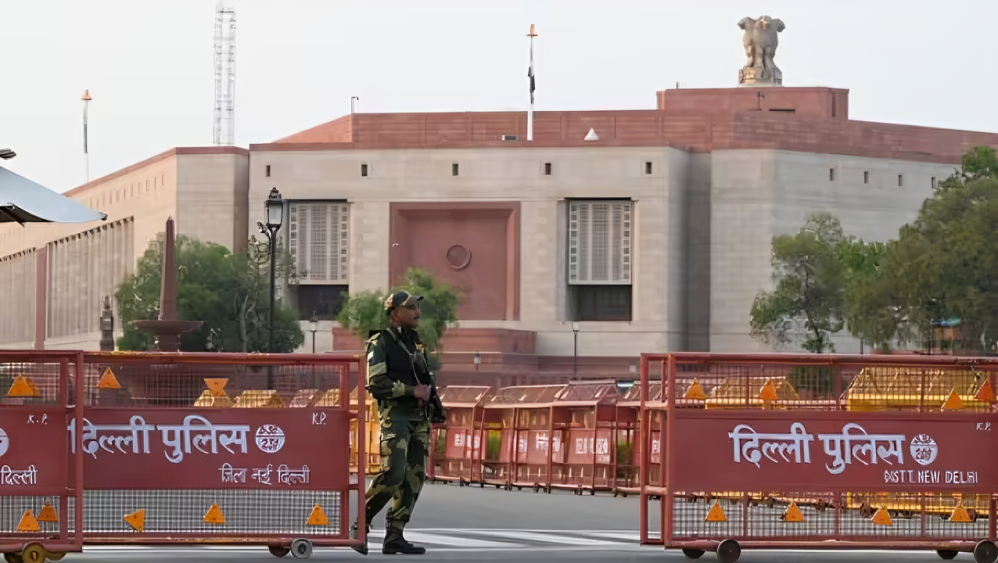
[0,166,106,224]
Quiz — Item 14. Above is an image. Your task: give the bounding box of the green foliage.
[749,212,846,353]
[337,267,461,370]
[758,146,998,355]
[115,235,304,353]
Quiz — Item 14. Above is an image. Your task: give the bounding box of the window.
[266,165,271,177]
[287,201,350,284]
[568,200,632,285]
[829,168,835,181]
[572,285,632,321]
[297,285,349,320]
[544,162,552,176]
[361,164,369,177]
[864,171,869,184]
[645,162,653,175]
[898,174,903,187]
[452,163,459,176]
[932,177,937,189]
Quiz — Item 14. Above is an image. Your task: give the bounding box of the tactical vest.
[381,328,420,388]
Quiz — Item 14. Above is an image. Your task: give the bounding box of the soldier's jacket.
[366,327,438,422]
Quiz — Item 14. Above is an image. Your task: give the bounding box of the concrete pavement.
[23,482,989,562]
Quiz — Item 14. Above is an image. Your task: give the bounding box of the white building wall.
[709,149,956,353]
[252,147,689,357]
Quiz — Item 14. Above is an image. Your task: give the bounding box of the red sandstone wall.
[657,87,849,120]
[258,109,998,165]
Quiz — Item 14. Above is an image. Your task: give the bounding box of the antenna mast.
[213,1,236,145]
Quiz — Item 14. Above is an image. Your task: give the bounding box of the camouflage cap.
[384,290,423,315]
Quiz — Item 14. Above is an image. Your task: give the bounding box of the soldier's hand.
[414,384,430,403]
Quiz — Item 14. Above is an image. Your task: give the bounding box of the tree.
[115,235,304,353]
[337,267,461,370]
[749,212,846,353]
[781,147,998,355]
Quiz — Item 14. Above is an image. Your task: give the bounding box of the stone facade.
[0,147,248,350]
[0,86,995,364]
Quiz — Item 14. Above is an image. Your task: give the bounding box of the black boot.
[382,525,426,555]
[350,522,371,555]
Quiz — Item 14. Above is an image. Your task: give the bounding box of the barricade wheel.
[20,546,44,563]
[716,539,741,563]
[936,550,958,560]
[681,548,705,559]
[290,539,313,559]
[268,545,291,558]
[4,553,23,563]
[975,540,998,563]
[43,552,65,562]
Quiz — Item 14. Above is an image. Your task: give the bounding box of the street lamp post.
[263,188,284,355]
[257,188,283,389]
[309,313,319,354]
[572,322,580,381]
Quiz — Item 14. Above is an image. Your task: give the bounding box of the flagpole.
[527,24,537,141]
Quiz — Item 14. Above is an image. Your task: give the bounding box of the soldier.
[352,290,445,555]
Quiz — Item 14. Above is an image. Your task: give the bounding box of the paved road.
[37,482,991,562]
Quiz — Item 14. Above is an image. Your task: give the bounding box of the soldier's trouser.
[365,418,430,527]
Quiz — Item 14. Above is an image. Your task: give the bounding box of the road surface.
[36,483,988,561]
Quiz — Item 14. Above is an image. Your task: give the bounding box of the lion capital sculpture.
[738,15,786,86]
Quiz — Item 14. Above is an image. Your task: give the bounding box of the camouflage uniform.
[364,326,432,528]
[354,290,445,555]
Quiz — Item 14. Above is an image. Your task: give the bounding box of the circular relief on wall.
[446,244,472,270]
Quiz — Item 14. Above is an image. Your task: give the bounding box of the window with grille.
[567,200,632,285]
[287,201,350,285]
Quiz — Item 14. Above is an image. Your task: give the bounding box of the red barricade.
[638,353,998,563]
[429,386,493,485]
[479,384,564,489]
[0,351,84,561]
[0,351,367,560]
[546,380,620,494]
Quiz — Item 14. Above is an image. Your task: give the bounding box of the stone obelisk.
[133,217,203,351]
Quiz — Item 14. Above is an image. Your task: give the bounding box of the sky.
[1,0,996,193]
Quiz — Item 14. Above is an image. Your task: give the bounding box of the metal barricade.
[0,351,84,562]
[428,386,493,485]
[349,386,380,475]
[547,380,620,495]
[0,351,368,560]
[616,379,663,496]
[638,352,998,563]
[479,384,564,489]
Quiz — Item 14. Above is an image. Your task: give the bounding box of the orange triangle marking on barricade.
[950,505,973,523]
[37,503,59,523]
[306,505,329,526]
[705,501,727,522]
[124,509,146,532]
[205,378,228,398]
[942,388,964,411]
[683,380,707,401]
[976,380,996,402]
[871,507,893,526]
[7,375,40,398]
[17,510,40,532]
[97,367,121,390]
[203,503,226,525]
[783,501,804,522]
[758,379,778,402]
